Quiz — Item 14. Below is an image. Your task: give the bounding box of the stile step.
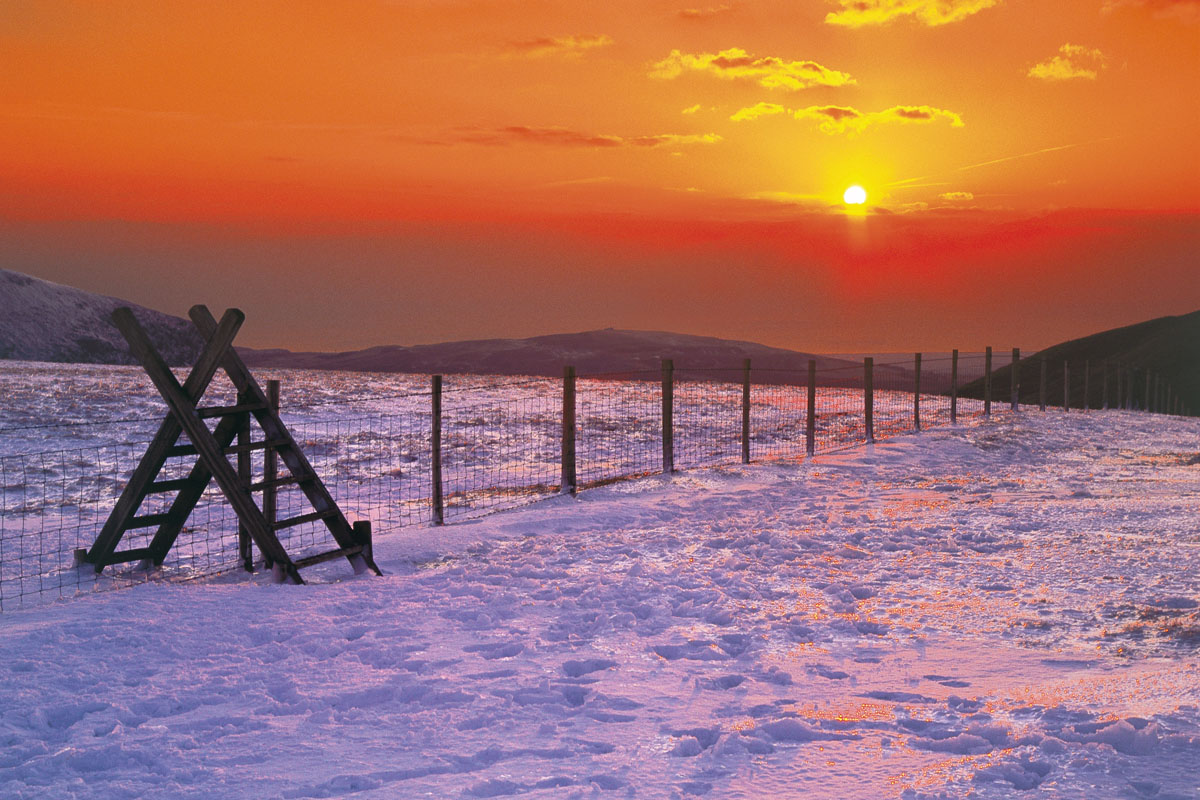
[292,545,363,570]
[124,513,171,529]
[270,509,339,531]
[195,401,268,419]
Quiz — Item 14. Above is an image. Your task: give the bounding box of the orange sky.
[1,0,1198,352]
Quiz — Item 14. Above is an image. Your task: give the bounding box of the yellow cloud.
[458,126,722,148]
[939,191,975,201]
[649,47,855,90]
[678,4,734,19]
[732,103,964,134]
[729,102,787,121]
[1028,44,1106,81]
[506,34,613,59]
[825,0,1000,27]
[681,104,702,114]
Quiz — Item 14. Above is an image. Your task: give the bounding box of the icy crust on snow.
[1,412,1199,798]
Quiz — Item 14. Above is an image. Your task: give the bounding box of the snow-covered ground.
[2,410,1198,799]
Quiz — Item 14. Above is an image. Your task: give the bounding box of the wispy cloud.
[650,48,855,91]
[824,0,1000,27]
[731,103,965,134]
[939,191,975,201]
[678,4,735,19]
[681,104,702,114]
[1102,0,1200,23]
[1028,44,1106,81]
[505,34,613,59]
[456,126,722,148]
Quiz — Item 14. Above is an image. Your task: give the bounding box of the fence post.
[913,352,922,432]
[431,374,444,525]
[1103,362,1109,410]
[1083,360,1090,412]
[1039,358,1047,412]
[950,349,958,424]
[865,357,875,443]
[259,379,280,569]
[1063,361,1070,412]
[1145,370,1151,413]
[984,346,992,418]
[741,359,751,464]
[561,365,577,494]
[662,359,674,474]
[237,388,253,572]
[1116,364,1123,411]
[806,360,817,457]
[1011,347,1020,411]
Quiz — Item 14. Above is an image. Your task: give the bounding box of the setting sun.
[844,185,868,205]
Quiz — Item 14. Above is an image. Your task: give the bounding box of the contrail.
[956,137,1119,172]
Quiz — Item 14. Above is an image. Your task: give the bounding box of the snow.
[2,405,1199,797]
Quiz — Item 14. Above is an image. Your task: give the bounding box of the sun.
[843,185,867,205]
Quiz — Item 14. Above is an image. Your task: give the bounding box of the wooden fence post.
[561,365,577,494]
[1039,358,1047,412]
[1103,362,1109,410]
[431,374,444,525]
[662,359,674,474]
[950,349,958,424]
[865,357,875,443]
[1116,364,1123,411]
[1145,370,1151,413]
[1063,361,1070,412]
[741,359,751,464]
[984,346,993,418]
[259,378,280,569]
[913,352,922,432]
[1083,360,1090,412]
[1011,347,1020,411]
[237,388,253,572]
[806,360,816,457]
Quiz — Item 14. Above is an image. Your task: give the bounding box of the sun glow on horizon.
[843,185,867,205]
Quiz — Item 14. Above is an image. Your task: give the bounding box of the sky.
[1,0,1198,353]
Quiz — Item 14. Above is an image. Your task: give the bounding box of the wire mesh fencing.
[1,352,1188,612]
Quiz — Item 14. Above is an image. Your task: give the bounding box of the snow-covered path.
[2,411,1198,799]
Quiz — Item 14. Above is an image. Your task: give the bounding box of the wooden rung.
[125,513,171,529]
[249,474,305,492]
[168,439,287,458]
[196,401,268,418]
[270,509,339,530]
[100,547,153,565]
[292,545,363,570]
[147,478,199,493]
[225,439,288,456]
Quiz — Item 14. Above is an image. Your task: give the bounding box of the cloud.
[678,4,735,19]
[824,0,1000,27]
[505,34,613,59]
[939,191,975,201]
[729,102,787,121]
[649,47,855,90]
[732,103,964,133]
[1102,0,1200,23]
[681,104,702,114]
[457,126,722,148]
[1028,44,1106,81]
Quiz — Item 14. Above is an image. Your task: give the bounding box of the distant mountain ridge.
[960,310,1199,415]
[0,268,203,365]
[237,329,872,379]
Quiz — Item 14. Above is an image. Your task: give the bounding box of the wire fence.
[0,353,1189,612]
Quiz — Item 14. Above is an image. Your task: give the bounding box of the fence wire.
[1,354,1185,612]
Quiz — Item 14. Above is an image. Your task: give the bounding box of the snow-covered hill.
[0,269,203,366]
[1,411,1197,798]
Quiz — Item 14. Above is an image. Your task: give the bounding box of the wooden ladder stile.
[79,305,381,583]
